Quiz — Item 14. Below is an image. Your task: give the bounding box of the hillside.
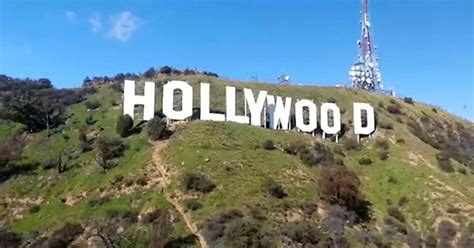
[0,73,473,248]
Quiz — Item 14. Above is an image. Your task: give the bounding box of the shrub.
[135,176,148,186]
[266,181,287,199]
[143,67,156,78]
[403,97,414,105]
[299,143,334,167]
[406,227,422,248]
[326,97,337,103]
[41,158,57,170]
[383,216,407,234]
[116,114,133,137]
[28,204,41,213]
[147,116,168,141]
[52,222,84,244]
[0,230,22,248]
[387,207,406,223]
[396,138,405,144]
[183,173,216,193]
[458,167,467,175]
[398,196,409,206]
[375,138,390,151]
[0,136,24,167]
[425,234,438,248]
[342,138,360,151]
[379,121,394,130]
[262,140,276,150]
[284,140,306,155]
[283,222,321,246]
[388,176,398,184]
[432,108,438,113]
[203,210,244,245]
[184,199,203,211]
[85,115,96,126]
[319,166,368,217]
[378,150,389,160]
[358,158,372,165]
[386,104,402,115]
[95,137,127,170]
[436,153,454,173]
[142,209,165,224]
[437,220,457,248]
[85,100,101,110]
[223,218,274,248]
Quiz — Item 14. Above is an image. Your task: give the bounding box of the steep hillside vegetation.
[0,72,473,248]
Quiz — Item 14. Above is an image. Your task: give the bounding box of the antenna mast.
[349,0,382,92]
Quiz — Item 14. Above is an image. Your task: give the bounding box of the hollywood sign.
[123,80,375,141]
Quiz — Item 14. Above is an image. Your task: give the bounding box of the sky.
[0,0,473,120]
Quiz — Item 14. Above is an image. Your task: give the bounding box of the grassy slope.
[0,75,473,246]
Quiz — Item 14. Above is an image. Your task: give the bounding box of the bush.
[223,218,275,248]
[425,234,438,248]
[95,137,127,170]
[183,173,216,193]
[396,138,405,144]
[388,176,398,184]
[52,222,84,244]
[378,150,389,160]
[41,158,57,170]
[266,181,287,199]
[0,230,22,248]
[386,104,402,115]
[147,116,168,141]
[283,222,321,246]
[85,100,101,110]
[326,97,337,103]
[85,115,96,126]
[375,139,390,151]
[298,143,334,167]
[403,97,414,105]
[203,210,244,245]
[342,138,360,151]
[262,140,276,150]
[383,216,407,234]
[319,166,369,218]
[398,196,409,206]
[358,158,372,165]
[387,207,406,223]
[116,114,133,137]
[184,199,203,211]
[379,121,394,130]
[135,176,148,186]
[436,153,454,173]
[406,227,422,248]
[29,204,41,213]
[431,108,438,113]
[437,220,457,248]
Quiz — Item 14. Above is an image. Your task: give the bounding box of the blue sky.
[0,0,472,120]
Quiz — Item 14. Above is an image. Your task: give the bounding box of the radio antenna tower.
[349,0,382,92]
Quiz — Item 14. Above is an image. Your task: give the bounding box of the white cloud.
[108,11,143,42]
[65,11,77,23]
[88,14,102,32]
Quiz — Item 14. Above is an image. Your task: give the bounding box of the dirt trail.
[151,140,208,248]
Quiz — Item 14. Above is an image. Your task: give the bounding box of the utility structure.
[278,73,291,85]
[349,0,382,92]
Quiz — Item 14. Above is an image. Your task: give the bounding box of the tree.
[95,137,126,170]
[319,166,371,221]
[116,114,133,137]
[0,136,24,167]
[147,116,168,140]
[144,67,156,78]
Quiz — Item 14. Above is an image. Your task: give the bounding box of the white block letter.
[321,103,341,134]
[244,88,267,126]
[353,103,375,135]
[266,95,292,130]
[200,83,225,121]
[295,100,317,132]
[123,80,155,121]
[163,80,193,120]
[226,86,249,124]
